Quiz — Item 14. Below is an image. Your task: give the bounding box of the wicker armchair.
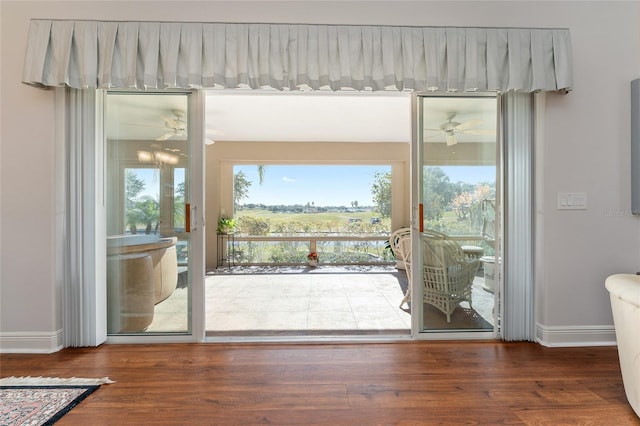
[389,227,411,267]
[422,231,480,323]
[397,235,412,308]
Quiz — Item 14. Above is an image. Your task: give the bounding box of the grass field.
[235,208,390,234]
[235,207,480,235]
[226,207,487,264]
[229,208,391,264]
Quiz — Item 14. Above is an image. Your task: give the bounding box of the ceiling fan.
[155,109,187,141]
[205,129,220,145]
[424,112,494,146]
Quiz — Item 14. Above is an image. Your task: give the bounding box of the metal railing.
[216,233,488,268]
[220,234,394,267]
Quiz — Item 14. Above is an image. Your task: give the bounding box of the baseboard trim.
[0,330,63,354]
[536,324,617,347]
[0,326,618,351]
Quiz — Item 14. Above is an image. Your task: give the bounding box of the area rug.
[0,376,114,425]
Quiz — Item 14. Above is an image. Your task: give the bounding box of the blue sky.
[235,164,496,207]
[130,167,184,199]
[130,165,495,206]
[439,166,496,185]
[235,165,390,206]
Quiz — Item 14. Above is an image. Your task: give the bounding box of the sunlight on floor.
[206,269,411,334]
[147,266,495,335]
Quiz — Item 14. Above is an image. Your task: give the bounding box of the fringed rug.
[0,376,114,425]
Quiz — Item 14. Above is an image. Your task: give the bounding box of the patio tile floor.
[205,266,412,334]
[148,265,495,335]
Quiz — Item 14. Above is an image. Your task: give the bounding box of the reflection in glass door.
[415,95,499,334]
[105,92,192,335]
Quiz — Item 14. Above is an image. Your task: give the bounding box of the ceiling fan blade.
[462,129,496,135]
[122,123,165,129]
[161,116,179,127]
[456,119,483,131]
[205,129,221,145]
[446,133,457,146]
[156,132,173,141]
[161,113,186,132]
[424,133,444,140]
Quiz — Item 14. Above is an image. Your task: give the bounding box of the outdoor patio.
[147,265,495,335]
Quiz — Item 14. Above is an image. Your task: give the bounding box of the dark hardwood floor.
[1,341,638,425]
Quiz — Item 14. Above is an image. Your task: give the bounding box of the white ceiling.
[205,91,412,143]
[106,91,496,144]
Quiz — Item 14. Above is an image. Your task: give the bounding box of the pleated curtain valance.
[22,20,573,93]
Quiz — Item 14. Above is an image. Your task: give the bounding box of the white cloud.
[282,176,296,183]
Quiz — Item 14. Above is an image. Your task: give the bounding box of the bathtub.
[107,235,178,332]
[108,235,178,304]
[605,273,640,417]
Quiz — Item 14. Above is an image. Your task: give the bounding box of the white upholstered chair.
[605,274,640,417]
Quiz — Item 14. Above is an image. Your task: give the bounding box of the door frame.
[103,89,206,344]
[64,88,533,345]
[410,92,502,340]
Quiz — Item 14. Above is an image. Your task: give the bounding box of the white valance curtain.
[23,20,572,93]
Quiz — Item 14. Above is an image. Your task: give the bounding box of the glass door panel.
[105,92,191,335]
[415,95,499,333]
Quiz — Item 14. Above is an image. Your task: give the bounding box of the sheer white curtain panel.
[23,20,573,93]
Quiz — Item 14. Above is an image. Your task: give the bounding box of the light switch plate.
[558,192,587,210]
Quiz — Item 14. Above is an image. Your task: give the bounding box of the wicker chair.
[422,231,480,323]
[397,235,412,308]
[389,227,411,267]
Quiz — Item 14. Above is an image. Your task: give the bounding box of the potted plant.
[217,217,236,234]
[307,251,319,267]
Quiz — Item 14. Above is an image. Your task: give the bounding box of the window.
[417,94,499,333]
[229,164,394,265]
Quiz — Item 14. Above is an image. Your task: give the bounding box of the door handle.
[185,203,191,232]
[191,205,198,231]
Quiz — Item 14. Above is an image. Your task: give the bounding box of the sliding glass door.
[413,94,500,336]
[104,92,203,337]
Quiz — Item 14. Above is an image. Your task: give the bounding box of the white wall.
[1,1,639,351]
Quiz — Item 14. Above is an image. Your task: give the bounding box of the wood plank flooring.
[1,341,638,425]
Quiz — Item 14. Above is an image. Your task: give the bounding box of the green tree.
[126,195,159,234]
[125,170,145,211]
[423,167,454,222]
[124,170,150,234]
[234,171,252,211]
[174,181,185,230]
[175,181,185,198]
[451,191,473,220]
[371,171,392,219]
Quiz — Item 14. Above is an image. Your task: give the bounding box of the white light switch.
[558,192,587,210]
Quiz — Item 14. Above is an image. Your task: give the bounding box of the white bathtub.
[605,273,640,417]
[107,235,178,304]
[106,235,179,333]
